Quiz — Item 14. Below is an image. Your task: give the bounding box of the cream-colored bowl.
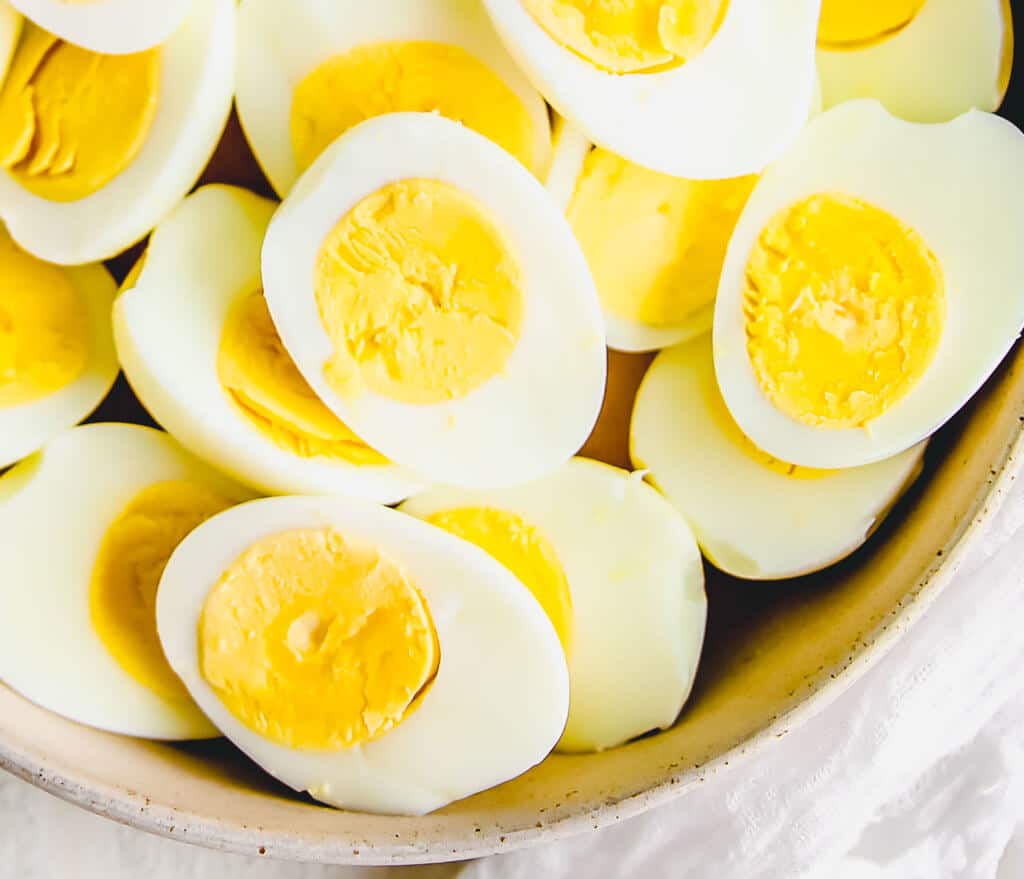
[1,117,1023,866]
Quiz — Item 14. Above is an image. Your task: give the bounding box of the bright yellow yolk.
[0,226,89,407]
[817,0,925,49]
[426,507,573,652]
[90,481,234,703]
[522,0,728,73]
[199,528,439,751]
[569,148,755,328]
[217,290,388,466]
[744,193,945,430]
[0,24,159,202]
[315,179,524,405]
[290,41,537,174]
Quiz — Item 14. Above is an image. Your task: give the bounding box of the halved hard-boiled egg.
[157,494,569,815]
[480,0,820,178]
[0,0,234,264]
[116,185,421,503]
[262,112,606,489]
[632,336,925,580]
[401,457,706,753]
[8,0,191,54]
[546,119,756,352]
[714,101,1024,470]
[817,0,1013,122]
[0,423,253,739]
[0,226,118,468]
[0,2,19,80]
[236,0,552,196]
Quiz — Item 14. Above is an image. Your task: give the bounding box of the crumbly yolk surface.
[523,0,728,73]
[0,226,89,407]
[426,507,573,652]
[0,23,159,202]
[91,481,233,703]
[218,290,387,466]
[199,528,439,751]
[817,0,925,49]
[744,193,945,430]
[569,147,755,328]
[291,41,537,174]
[315,179,524,405]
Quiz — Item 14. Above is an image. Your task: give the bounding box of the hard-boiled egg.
[115,185,422,503]
[818,0,1013,122]
[632,336,925,580]
[0,226,118,468]
[0,423,253,739]
[0,2,19,82]
[480,0,820,178]
[157,494,568,815]
[262,112,606,489]
[236,0,551,196]
[8,0,191,54]
[0,0,234,264]
[714,101,1024,470]
[401,457,706,753]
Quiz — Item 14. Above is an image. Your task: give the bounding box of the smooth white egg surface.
[817,0,1013,123]
[401,457,707,753]
[236,0,551,196]
[632,336,926,580]
[0,423,253,739]
[262,112,606,489]
[0,0,234,264]
[0,228,118,468]
[115,185,423,503]
[157,494,569,816]
[8,0,191,54]
[480,0,820,178]
[714,100,1024,470]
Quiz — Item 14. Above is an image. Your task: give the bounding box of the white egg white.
[0,0,235,265]
[632,336,926,580]
[236,0,552,196]
[115,184,423,502]
[157,494,569,816]
[0,423,253,739]
[714,101,1024,469]
[401,457,707,753]
[480,0,820,179]
[262,112,607,490]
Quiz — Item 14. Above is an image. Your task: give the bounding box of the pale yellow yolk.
[90,481,234,703]
[0,23,159,202]
[818,0,925,49]
[199,528,439,751]
[0,226,89,407]
[744,194,945,430]
[291,41,537,175]
[217,290,388,466]
[315,179,524,405]
[569,148,755,328]
[426,507,573,652]
[522,0,728,73]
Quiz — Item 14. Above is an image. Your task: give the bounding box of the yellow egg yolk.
[0,226,89,407]
[315,179,524,405]
[744,193,945,430]
[817,0,925,50]
[999,0,1015,103]
[199,528,440,751]
[217,290,388,466]
[568,147,755,328]
[426,507,573,652]
[290,41,538,175]
[522,0,728,73]
[0,23,160,201]
[90,480,234,703]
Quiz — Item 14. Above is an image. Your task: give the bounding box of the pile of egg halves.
[0,0,1022,816]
